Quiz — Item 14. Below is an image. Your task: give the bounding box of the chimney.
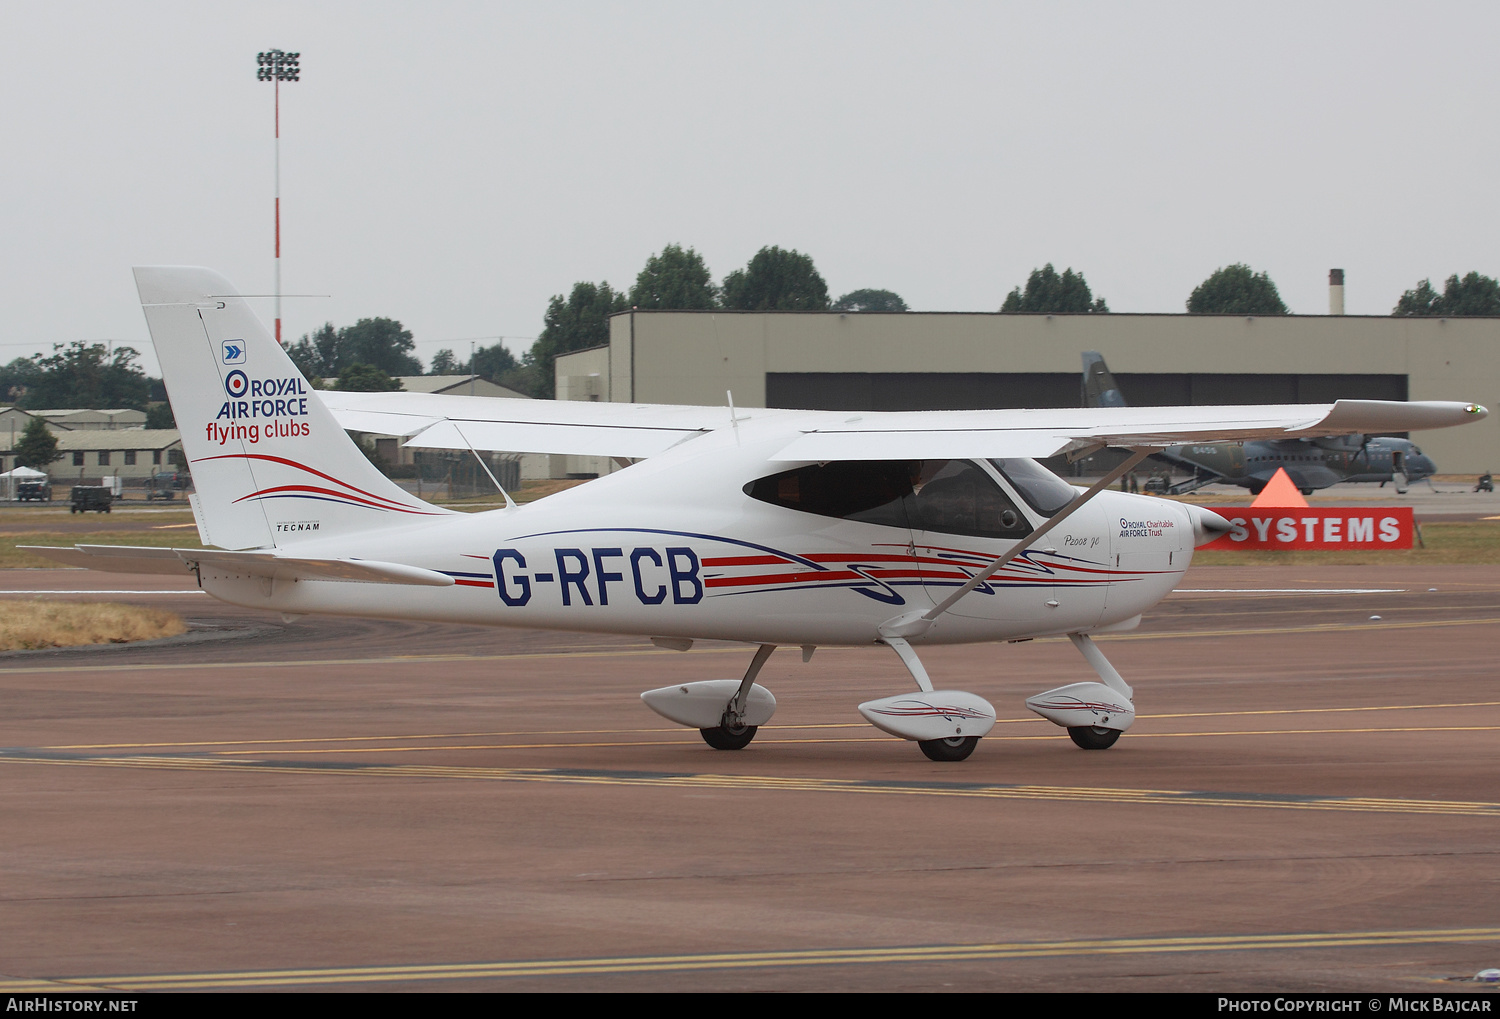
[1329,268,1345,315]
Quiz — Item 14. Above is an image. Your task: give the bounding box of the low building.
[552,345,610,477]
[555,310,1500,474]
[0,406,65,460]
[0,407,66,474]
[0,428,183,484]
[394,375,528,400]
[31,408,147,430]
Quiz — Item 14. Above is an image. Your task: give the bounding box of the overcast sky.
[3,1,1495,377]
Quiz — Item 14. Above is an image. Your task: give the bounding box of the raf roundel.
[225,369,249,399]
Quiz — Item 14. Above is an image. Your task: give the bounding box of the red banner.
[1200,507,1414,550]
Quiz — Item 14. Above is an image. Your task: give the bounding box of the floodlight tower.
[256,49,300,346]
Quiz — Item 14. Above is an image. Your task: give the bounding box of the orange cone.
[1250,468,1309,508]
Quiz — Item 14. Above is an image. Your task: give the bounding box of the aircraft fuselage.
[193,432,1198,648]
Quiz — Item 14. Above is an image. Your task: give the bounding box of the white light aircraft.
[26,268,1491,761]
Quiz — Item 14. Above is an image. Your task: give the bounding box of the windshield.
[989,458,1077,516]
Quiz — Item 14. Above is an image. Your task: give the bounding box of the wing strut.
[877,447,1156,640]
[450,419,517,510]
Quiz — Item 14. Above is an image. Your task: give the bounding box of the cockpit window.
[745,459,1031,540]
[912,460,1030,539]
[743,461,914,528]
[989,458,1078,516]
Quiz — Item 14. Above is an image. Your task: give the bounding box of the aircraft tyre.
[918,736,979,762]
[700,724,757,750]
[1068,726,1121,750]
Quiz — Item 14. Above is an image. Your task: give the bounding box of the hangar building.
[554,310,1500,475]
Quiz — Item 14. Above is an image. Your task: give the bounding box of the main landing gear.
[640,644,779,751]
[640,628,1138,762]
[700,723,757,750]
[919,735,980,762]
[1025,633,1136,749]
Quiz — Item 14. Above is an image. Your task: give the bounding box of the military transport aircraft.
[23,269,1488,762]
[1082,352,1437,495]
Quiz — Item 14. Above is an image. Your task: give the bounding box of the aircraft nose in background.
[1185,505,1233,547]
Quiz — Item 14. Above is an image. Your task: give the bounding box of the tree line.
[4,258,1500,411]
[0,341,174,426]
[436,245,909,398]
[999,263,1500,318]
[299,257,1500,399]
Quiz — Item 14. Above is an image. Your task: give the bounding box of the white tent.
[0,465,48,501]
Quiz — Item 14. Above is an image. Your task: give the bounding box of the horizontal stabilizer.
[20,545,455,587]
[22,545,190,575]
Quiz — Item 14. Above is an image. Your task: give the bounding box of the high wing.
[767,400,1486,460]
[319,390,796,460]
[322,389,1486,461]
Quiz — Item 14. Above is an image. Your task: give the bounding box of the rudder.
[1081,351,1127,409]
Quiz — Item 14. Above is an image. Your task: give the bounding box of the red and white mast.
[256,50,300,347]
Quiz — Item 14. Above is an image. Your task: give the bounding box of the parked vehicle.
[16,480,51,502]
[70,485,112,514]
[145,478,177,501]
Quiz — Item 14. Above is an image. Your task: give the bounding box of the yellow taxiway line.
[159,723,1500,755]
[3,615,1500,676]
[40,700,1500,753]
[4,754,1499,817]
[5,926,1499,990]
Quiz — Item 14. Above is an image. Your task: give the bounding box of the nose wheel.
[918,736,979,762]
[859,638,996,761]
[1067,725,1121,750]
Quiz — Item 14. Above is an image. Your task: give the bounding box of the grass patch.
[0,531,206,569]
[1194,520,1500,565]
[0,507,198,526]
[0,601,187,650]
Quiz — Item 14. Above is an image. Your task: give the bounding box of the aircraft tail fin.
[133,266,451,551]
[1082,351,1127,408]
